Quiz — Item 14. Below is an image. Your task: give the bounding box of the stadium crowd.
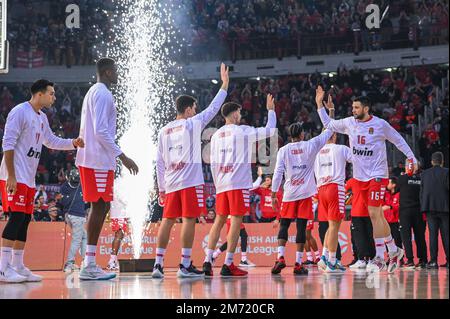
[7,0,449,67]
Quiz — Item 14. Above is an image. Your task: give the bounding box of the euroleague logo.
[202,234,223,254]
[338,231,349,254]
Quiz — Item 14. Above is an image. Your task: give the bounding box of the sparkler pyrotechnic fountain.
[98,0,186,258]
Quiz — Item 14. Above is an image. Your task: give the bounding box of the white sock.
[375,238,386,259]
[12,250,24,269]
[322,247,329,259]
[109,254,118,263]
[0,247,12,272]
[296,251,303,264]
[329,252,337,266]
[277,246,285,259]
[181,248,192,268]
[84,245,97,266]
[306,251,313,261]
[314,251,321,259]
[225,252,234,266]
[241,252,247,262]
[204,248,214,263]
[155,248,166,267]
[212,248,221,260]
[384,234,398,254]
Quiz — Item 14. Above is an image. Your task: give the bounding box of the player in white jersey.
[76,58,139,281]
[314,94,352,273]
[270,123,333,276]
[202,94,276,278]
[0,79,84,283]
[316,85,418,273]
[153,63,229,279]
[106,194,128,271]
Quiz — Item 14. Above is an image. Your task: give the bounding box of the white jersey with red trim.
[318,108,417,182]
[75,83,122,171]
[271,129,333,202]
[314,143,352,188]
[156,89,227,194]
[211,110,277,194]
[0,102,75,188]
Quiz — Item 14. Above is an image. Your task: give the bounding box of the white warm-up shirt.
[156,89,227,194]
[318,108,417,181]
[314,143,352,188]
[0,102,75,188]
[211,110,277,194]
[75,83,122,170]
[271,130,333,202]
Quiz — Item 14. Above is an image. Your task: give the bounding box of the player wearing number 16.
[315,86,418,274]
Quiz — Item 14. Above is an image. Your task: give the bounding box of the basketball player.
[106,195,128,271]
[314,92,352,273]
[316,85,417,273]
[202,94,277,277]
[271,123,334,276]
[153,63,229,278]
[76,58,139,280]
[0,79,84,283]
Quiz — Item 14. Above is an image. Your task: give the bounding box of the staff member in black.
[420,152,449,269]
[397,162,428,269]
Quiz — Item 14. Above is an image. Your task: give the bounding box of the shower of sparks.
[95,0,187,258]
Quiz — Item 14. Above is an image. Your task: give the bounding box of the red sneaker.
[293,262,309,275]
[271,257,286,274]
[220,263,248,277]
[314,257,321,264]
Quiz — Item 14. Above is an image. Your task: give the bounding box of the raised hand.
[266,93,275,111]
[220,63,229,90]
[315,85,325,109]
[323,94,335,110]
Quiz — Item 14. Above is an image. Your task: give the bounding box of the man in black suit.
[420,152,449,269]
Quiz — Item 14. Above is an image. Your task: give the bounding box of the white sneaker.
[79,263,116,281]
[0,264,27,283]
[64,263,77,273]
[239,260,256,267]
[106,261,120,271]
[366,257,387,273]
[14,266,43,282]
[176,263,204,278]
[349,260,367,270]
[152,264,164,279]
[387,248,404,274]
[317,256,327,271]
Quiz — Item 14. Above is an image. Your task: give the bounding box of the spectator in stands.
[34,185,48,203]
[33,196,49,222]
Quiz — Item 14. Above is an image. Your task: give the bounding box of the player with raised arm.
[315,85,417,273]
[203,94,277,278]
[270,123,334,276]
[153,63,229,279]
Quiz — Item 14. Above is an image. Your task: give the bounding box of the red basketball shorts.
[79,166,114,202]
[0,180,35,215]
[317,183,346,221]
[280,197,314,220]
[163,185,206,219]
[352,178,389,208]
[216,189,250,217]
